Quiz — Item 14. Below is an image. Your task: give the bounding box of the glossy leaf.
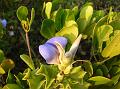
[96,25,113,52]
[102,31,120,58]
[30,8,35,27]
[88,76,113,85]
[65,9,75,21]
[17,6,28,21]
[55,23,78,43]
[55,8,67,31]
[45,2,52,19]
[40,19,55,39]
[0,65,5,74]
[27,75,45,89]
[77,5,93,33]
[2,84,23,89]
[20,54,35,70]
[70,66,86,79]
[72,6,79,18]
[109,20,120,30]
[36,64,58,89]
[92,10,105,22]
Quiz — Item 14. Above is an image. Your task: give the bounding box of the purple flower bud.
[1,19,7,28]
[39,37,67,64]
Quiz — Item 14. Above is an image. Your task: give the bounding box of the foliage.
[0,0,120,89]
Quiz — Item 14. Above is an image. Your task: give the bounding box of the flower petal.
[46,37,67,48]
[54,42,65,64]
[39,43,59,64]
[1,19,7,28]
[65,34,82,58]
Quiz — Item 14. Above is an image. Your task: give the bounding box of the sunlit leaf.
[70,66,86,79]
[2,84,23,89]
[55,23,78,43]
[102,31,120,58]
[77,5,93,33]
[29,8,35,27]
[17,6,28,21]
[0,65,5,74]
[22,68,31,80]
[27,75,45,89]
[36,64,58,89]
[88,76,113,85]
[96,25,113,52]
[72,6,79,19]
[92,10,105,22]
[45,2,52,19]
[65,9,75,21]
[20,54,35,70]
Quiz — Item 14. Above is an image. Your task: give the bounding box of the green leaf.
[17,6,28,21]
[70,66,86,80]
[111,73,120,85]
[40,19,55,39]
[77,5,93,33]
[109,20,120,30]
[112,81,120,89]
[70,83,89,89]
[45,2,52,19]
[6,70,15,84]
[55,23,78,43]
[22,68,31,80]
[72,6,79,19]
[27,75,45,89]
[96,25,113,52]
[95,69,103,76]
[1,59,15,72]
[88,76,113,85]
[0,23,3,38]
[0,65,5,74]
[65,9,75,21]
[92,10,105,22]
[55,8,67,31]
[82,60,93,76]
[102,31,120,58]
[2,84,23,89]
[100,65,109,77]
[29,8,35,27]
[20,54,35,70]
[0,49,5,63]
[36,64,58,89]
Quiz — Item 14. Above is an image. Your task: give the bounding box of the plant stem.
[26,32,32,59]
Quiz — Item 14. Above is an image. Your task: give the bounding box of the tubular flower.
[39,34,82,66]
[39,37,67,64]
